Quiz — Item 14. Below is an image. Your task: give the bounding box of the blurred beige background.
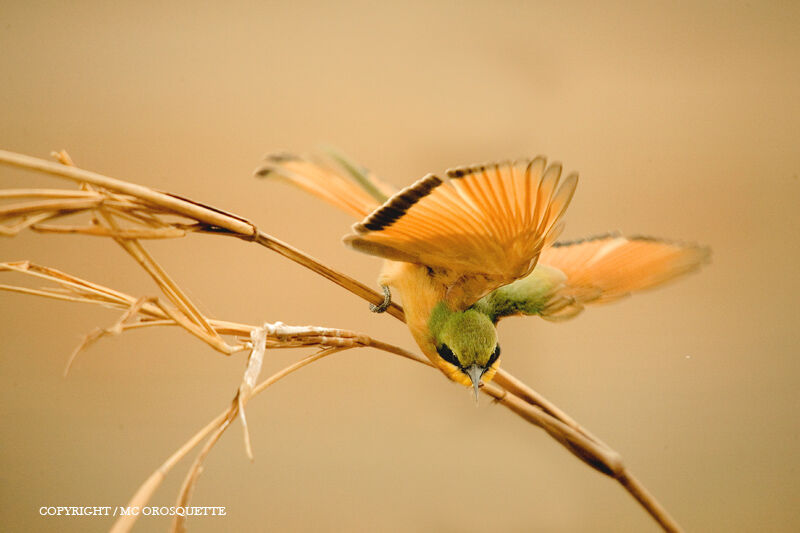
[1,1,798,531]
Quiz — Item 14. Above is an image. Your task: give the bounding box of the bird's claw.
[369,285,392,313]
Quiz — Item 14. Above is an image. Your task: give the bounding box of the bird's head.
[429,304,501,401]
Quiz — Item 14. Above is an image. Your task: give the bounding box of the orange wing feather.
[537,234,711,320]
[255,153,387,218]
[345,158,579,284]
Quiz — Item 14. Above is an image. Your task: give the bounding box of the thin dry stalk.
[0,149,403,319]
[0,149,682,532]
[170,346,346,533]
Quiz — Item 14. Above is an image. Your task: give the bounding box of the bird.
[256,151,710,400]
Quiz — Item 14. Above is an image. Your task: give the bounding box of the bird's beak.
[465,364,483,404]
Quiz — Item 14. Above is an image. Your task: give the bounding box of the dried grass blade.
[31,224,186,239]
[0,261,136,306]
[0,188,97,199]
[109,410,231,533]
[170,347,344,533]
[96,210,222,345]
[105,205,175,228]
[112,233,215,334]
[0,212,58,236]
[64,296,153,375]
[238,326,268,460]
[0,149,258,235]
[0,284,112,305]
[0,197,102,218]
[149,298,238,354]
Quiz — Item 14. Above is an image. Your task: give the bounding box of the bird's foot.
[369,285,392,313]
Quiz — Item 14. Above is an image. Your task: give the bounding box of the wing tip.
[552,232,712,267]
[446,165,481,179]
[628,234,712,262]
[253,152,302,177]
[446,158,551,180]
[551,231,624,248]
[353,173,443,233]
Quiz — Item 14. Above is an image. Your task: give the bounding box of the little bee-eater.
[257,153,709,399]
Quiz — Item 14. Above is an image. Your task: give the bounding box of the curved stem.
[617,470,681,533]
[113,347,345,533]
[252,232,405,320]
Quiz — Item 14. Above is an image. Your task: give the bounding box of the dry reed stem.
[0,148,682,532]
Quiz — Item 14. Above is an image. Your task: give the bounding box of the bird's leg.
[369,285,392,313]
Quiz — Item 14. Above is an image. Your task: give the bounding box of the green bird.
[257,153,709,400]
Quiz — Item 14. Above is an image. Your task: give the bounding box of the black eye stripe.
[436,343,461,368]
[486,344,501,368]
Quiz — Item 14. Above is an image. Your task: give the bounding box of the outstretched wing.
[344,158,579,286]
[475,234,710,322]
[255,151,393,219]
